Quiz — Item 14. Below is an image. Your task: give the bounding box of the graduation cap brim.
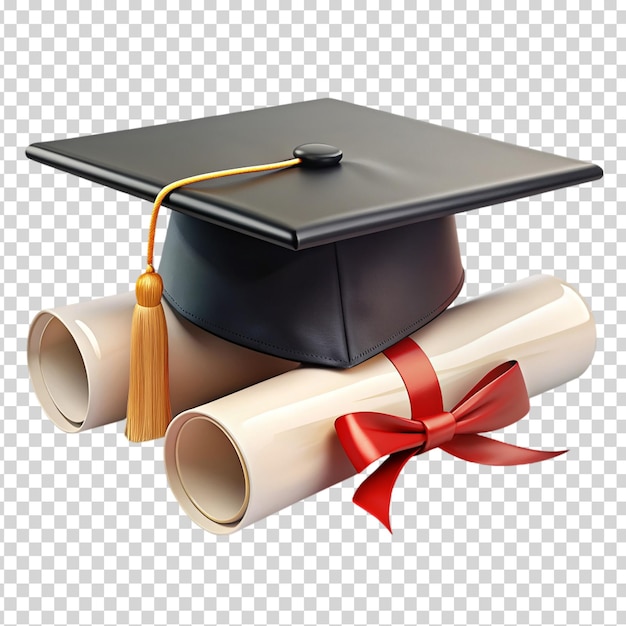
[26,99,603,367]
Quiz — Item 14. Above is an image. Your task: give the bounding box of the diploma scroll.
[164,275,596,534]
[28,292,298,433]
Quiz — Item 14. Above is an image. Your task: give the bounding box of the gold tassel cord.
[125,267,170,442]
[125,157,303,442]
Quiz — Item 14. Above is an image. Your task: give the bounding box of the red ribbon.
[334,338,567,531]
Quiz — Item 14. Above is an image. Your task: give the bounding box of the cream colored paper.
[28,292,298,433]
[164,275,596,534]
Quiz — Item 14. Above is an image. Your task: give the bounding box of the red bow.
[334,338,566,531]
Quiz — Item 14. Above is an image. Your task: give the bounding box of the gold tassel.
[125,265,171,442]
[124,156,302,442]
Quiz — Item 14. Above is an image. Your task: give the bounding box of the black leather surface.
[26,99,602,250]
[159,212,464,367]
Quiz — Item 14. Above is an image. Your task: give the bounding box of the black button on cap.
[293,143,343,168]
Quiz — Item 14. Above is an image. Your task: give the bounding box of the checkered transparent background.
[1,2,623,625]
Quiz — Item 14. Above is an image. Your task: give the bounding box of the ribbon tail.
[440,433,567,466]
[352,448,417,532]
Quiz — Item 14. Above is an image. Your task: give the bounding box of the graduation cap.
[26,98,602,441]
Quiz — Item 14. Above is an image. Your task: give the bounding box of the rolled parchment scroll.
[28,292,298,433]
[164,275,595,534]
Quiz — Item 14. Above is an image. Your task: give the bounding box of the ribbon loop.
[420,411,456,452]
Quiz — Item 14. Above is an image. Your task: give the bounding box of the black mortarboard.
[26,98,602,440]
[26,98,602,364]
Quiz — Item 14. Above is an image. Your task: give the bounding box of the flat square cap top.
[26,98,602,250]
